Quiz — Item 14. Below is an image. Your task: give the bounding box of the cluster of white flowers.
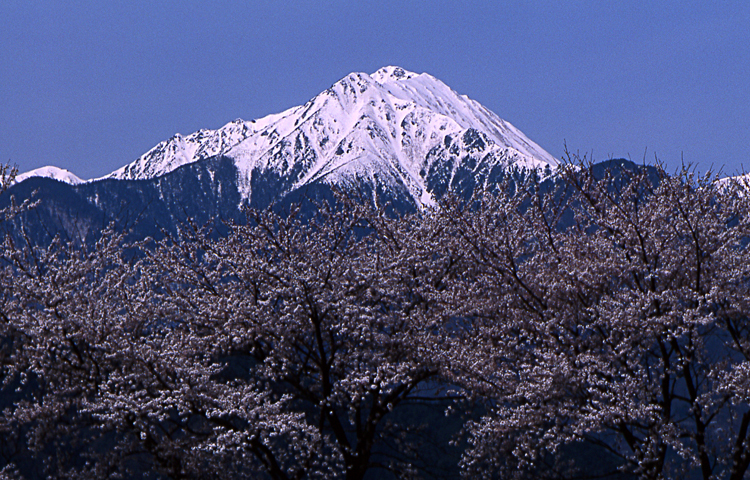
[0,188,461,479]
[439,163,750,479]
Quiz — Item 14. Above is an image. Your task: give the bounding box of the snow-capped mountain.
[104,66,557,207]
[4,67,562,245]
[15,166,83,185]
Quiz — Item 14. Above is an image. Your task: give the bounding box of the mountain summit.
[103,66,557,208]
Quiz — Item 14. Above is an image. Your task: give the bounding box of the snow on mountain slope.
[105,119,258,180]
[15,166,84,185]
[104,66,558,207]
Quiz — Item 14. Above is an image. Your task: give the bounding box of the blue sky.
[2,1,749,179]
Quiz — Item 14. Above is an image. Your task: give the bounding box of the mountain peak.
[15,166,84,185]
[371,66,418,82]
[98,67,558,208]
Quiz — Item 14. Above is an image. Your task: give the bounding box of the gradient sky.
[2,1,749,180]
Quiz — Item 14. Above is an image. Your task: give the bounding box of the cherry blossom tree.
[443,160,750,480]
[0,197,465,479]
[138,201,466,479]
